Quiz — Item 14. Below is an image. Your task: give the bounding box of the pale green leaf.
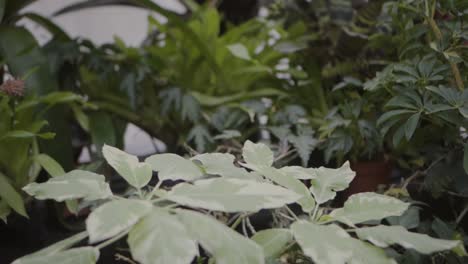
[279,166,316,180]
[291,221,395,264]
[35,154,65,177]
[330,192,410,225]
[145,153,203,182]
[0,172,27,217]
[23,170,112,202]
[128,209,198,264]
[242,140,274,169]
[102,145,151,188]
[251,229,292,258]
[177,209,264,264]
[166,178,300,212]
[309,161,356,204]
[227,43,251,60]
[192,153,258,179]
[356,225,460,254]
[86,199,152,243]
[25,231,88,258]
[12,247,99,264]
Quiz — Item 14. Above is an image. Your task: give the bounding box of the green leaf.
[377,109,414,127]
[23,170,112,202]
[242,140,274,169]
[35,154,65,177]
[308,161,356,204]
[0,0,5,22]
[1,130,35,139]
[192,153,256,179]
[0,172,27,217]
[25,231,88,258]
[251,229,292,258]
[0,200,11,223]
[41,92,82,105]
[102,145,151,189]
[256,166,315,212]
[227,43,251,60]
[291,221,395,264]
[12,247,99,264]
[330,192,410,225]
[192,88,287,107]
[404,112,420,140]
[463,142,468,175]
[187,124,213,153]
[86,199,152,243]
[177,209,264,264]
[356,225,460,254]
[128,209,198,264]
[89,112,116,152]
[166,178,300,212]
[145,153,203,182]
[279,166,317,180]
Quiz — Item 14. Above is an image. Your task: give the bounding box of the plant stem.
[285,205,299,220]
[146,180,163,200]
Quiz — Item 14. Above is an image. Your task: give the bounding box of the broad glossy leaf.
[308,161,355,204]
[227,43,251,60]
[242,140,274,169]
[86,199,152,243]
[192,153,256,179]
[35,154,65,177]
[0,172,27,217]
[257,166,315,212]
[23,170,112,202]
[12,247,99,264]
[177,209,264,264]
[251,229,292,258]
[145,153,203,181]
[102,145,151,188]
[330,192,409,225]
[128,209,198,264]
[356,225,460,254]
[166,178,300,212]
[291,221,395,264]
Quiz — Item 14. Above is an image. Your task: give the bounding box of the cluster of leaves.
[14,141,463,264]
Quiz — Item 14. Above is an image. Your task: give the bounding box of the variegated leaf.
[309,161,355,204]
[86,199,152,243]
[251,228,292,258]
[356,225,460,254]
[242,140,274,169]
[12,247,99,264]
[145,153,203,181]
[330,192,409,225]
[166,178,300,212]
[279,166,316,180]
[192,153,258,180]
[177,209,264,264]
[23,170,112,202]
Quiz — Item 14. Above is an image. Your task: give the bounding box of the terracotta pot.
[343,159,392,197]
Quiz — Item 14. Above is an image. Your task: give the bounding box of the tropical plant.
[13,141,463,264]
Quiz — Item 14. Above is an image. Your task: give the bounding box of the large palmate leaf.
[256,166,315,212]
[192,153,256,179]
[242,140,274,169]
[177,209,264,264]
[86,199,152,243]
[308,161,355,204]
[12,247,99,264]
[0,172,27,217]
[291,221,395,264]
[330,192,409,225]
[166,178,300,212]
[145,153,203,182]
[102,145,151,188]
[356,225,460,254]
[23,170,112,202]
[128,209,198,264]
[251,228,293,258]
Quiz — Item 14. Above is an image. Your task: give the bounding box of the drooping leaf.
[86,199,152,243]
[102,145,151,189]
[227,43,251,60]
[166,178,300,212]
[177,209,264,264]
[145,153,203,182]
[251,229,292,258]
[330,192,410,225]
[242,140,274,169]
[192,153,256,179]
[35,154,65,177]
[128,209,198,264]
[23,170,112,202]
[356,225,460,254]
[0,172,27,217]
[291,221,395,264]
[12,247,99,264]
[308,161,356,204]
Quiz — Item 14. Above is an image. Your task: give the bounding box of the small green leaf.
[0,172,27,217]
[35,154,65,177]
[86,199,152,243]
[227,43,251,60]
[145,153,203,182]
[404,112,420,140]
[12,247,99,264]
[356,225,460,254]
[128,209,198,264]
[242,140,274,169]
[251,228,292,258]
[102,145,151,188]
